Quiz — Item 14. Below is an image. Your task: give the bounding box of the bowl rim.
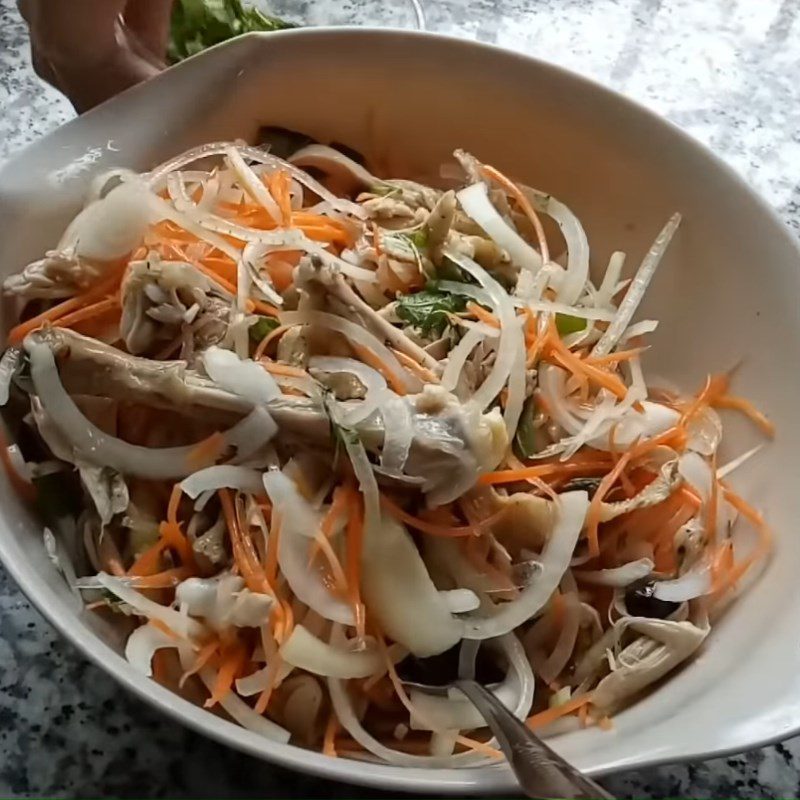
[1,24,799,794]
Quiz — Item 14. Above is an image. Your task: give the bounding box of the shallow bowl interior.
[0,28,798,795]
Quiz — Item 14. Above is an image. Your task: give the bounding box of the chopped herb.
[514,397,540,459]
[555,313,587,337]
[322,391,359,468]
[396,288,467,338]
[407,229,428,249]
[169,0,295,63]
[249,315,280,343]
[368,183,397,197]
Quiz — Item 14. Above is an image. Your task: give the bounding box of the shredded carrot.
[466,301,500,329]
[480,163,549,264]
[380,494,476,537]
[219,488,272,595]
[52,296,120,331]
[597,715,614,731]
[585,449,634,557]
[7,263,126,344]
[344,486,366,640]
[712,394,775,437]
[322,712,340,757]
[527,694,593,730]
[179,639,220,688]
[186,431,226,471]
[254,323,293,360]
[478,456,615,486]
[252,299,281,318]
[351,343,408,396]
[128,566,192,589]
[254,654,284,714]
[267,170,292,226]
[204,643,246,708]
[259,360,310,379]
[150,618,179,640]
[389,348,440,384]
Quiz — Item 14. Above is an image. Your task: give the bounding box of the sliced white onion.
[125,622,177,676]
[279,625,383,679]
[678,452,713,502]
[262,470,354,625]
[27,341,245,479]
[379,396,413,473]
[148,142,366,219]
[281,310,417,393]
[96,572,204,639]
[289,144,379,187]
[203,346,281,405]
[592,214,681,357]
[307,355,388,426]
[594,251,626,310]
[181,466,264,499]
[444,250,526,435]
[620,319,659,342]
[440,327,486,393]
[409,633,534,732]
[0,347,20,406]
[462,491,589,640]
[652,564,712,602]
[361,513,462,657]
[227,407,279,462]
[457,183,542,275]
[176,642,291,742]
[439,588,481,614]
[6,444,32,483]
[574,558,654,587]
[225,146,282,222]
[523,187,589,306]
[717,444,764,480]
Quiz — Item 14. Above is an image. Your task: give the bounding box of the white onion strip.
[444,250,526,435]
[462,491,589,640]
[592,214,681,357]
[457,183,542,275]
[180,466,264,498]
[279,625,383,679]
[281,310,418,393]
[574,558,654,587]
[0,347,20,406]
[441,327,486,393]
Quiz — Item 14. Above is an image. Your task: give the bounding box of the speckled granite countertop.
[1,0,800,797]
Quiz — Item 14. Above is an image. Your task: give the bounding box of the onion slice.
[574,558,654,587]
[181,466,264,499]
[462,491,589,640]
[203,346,281,404]
[279,625,383,678]
[592,214,681,357]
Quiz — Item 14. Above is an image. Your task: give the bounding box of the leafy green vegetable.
[249,315,280,343]
[514,397,540,459]
[396,287,467,338]
[169,0,295,63]
[555,313,586,337]
[407,229,428,249]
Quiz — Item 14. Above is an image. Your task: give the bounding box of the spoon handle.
[454,680,614,800]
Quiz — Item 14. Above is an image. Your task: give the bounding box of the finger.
[123,0,173,63]
[51,49,161,113]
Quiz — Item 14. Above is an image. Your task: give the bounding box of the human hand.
[19,0,173,113]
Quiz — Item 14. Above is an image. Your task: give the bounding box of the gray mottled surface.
[1,0,800,797]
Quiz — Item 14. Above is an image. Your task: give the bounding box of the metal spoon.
[405,678,614,800]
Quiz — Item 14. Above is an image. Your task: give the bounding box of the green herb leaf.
[169,0,295,63]
[249,315,280,343]
[514,397,540,459]
[555,313,587,337]
[396,288,467,338]
[407,229,428,249]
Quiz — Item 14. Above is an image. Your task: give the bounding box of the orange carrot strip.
[466,301,500,329]
[186,431,226,471]
[712,395,775,437]
[322,713,340,757]
[527,694,593,730]
[480,163,549,264]
[204,644,246,708]
[585,450,634,558]
[351,343,408,396]
[259,360,310,379]
[389,348,440,384]
[344,486,366,640]
[179,639,220,688]
[380,494,476,537]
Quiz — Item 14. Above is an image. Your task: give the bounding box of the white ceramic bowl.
[1,29,799,795]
